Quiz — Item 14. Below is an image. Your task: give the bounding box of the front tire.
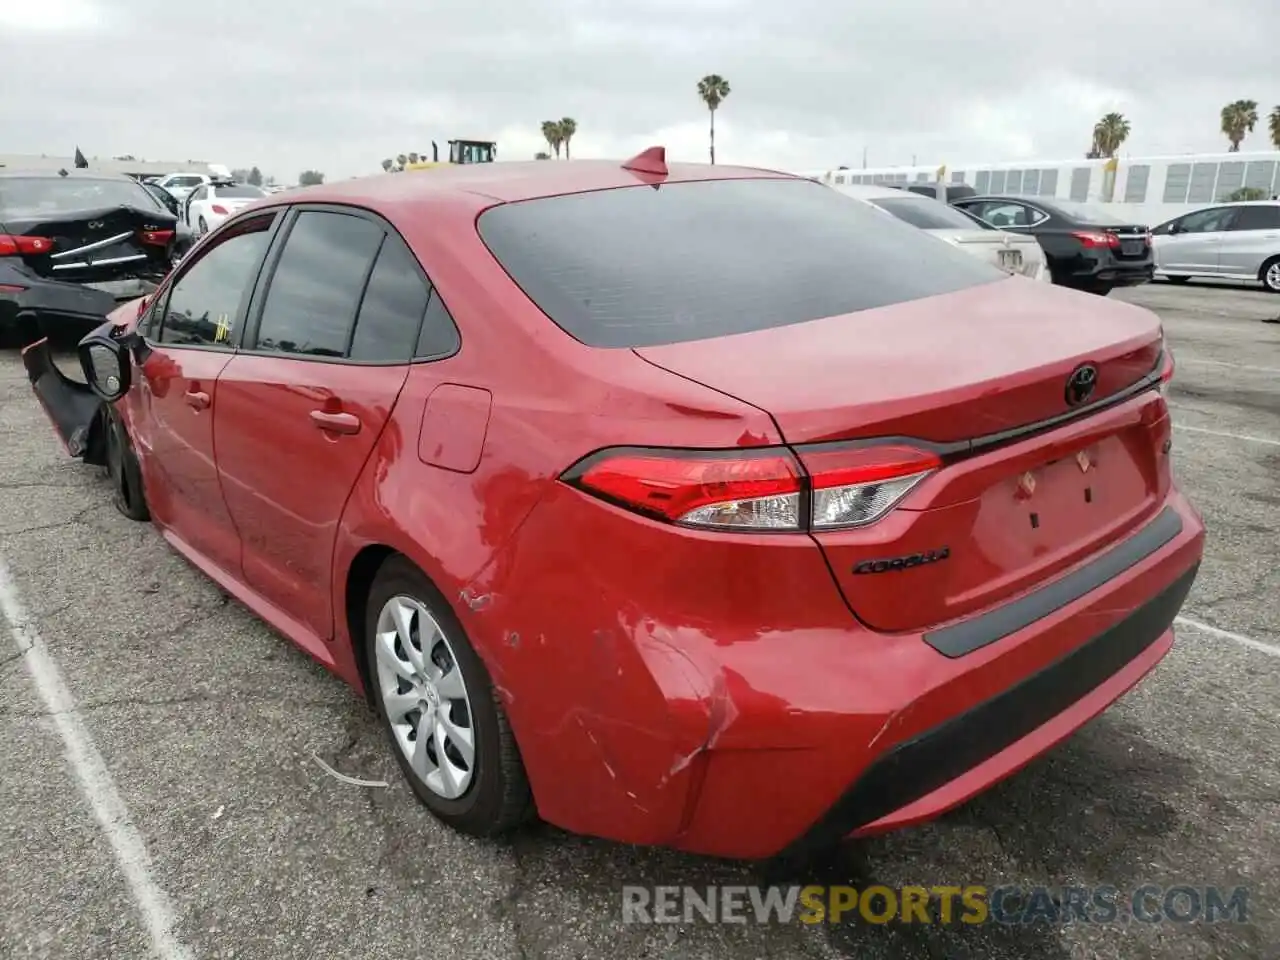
[364,556,532,836]
[102,405,150,521]
[1260,257,1280,294]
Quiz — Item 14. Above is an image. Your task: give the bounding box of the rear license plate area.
[998,249,1024,271]
[1120,239,1145,256]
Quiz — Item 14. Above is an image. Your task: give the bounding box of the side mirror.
[78,332,133,402]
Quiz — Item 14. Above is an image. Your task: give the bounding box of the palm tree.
[396,153,408,171]
[541,120,562,158]
[697,74,731,164]
[381,158,393,173]
[1220,100,1259,152]
[559,118,577,159]
[1091,113,1131,158]
[1268,105,1280,150]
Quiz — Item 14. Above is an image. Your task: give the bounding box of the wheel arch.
[343,543,399,706]
[1258,254,1280,290]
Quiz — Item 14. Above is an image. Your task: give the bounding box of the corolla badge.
[1065,363,1098,407]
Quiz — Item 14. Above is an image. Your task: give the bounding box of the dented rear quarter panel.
[327,205,787,843]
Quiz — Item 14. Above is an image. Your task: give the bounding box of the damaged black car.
[0,169,184,345]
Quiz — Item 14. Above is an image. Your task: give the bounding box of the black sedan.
[0,169,180,344]
[950,194,1153,296]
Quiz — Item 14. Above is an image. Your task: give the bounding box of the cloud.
[0,0,1275,182]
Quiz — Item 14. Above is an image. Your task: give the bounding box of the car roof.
[960,194,1066,212]
[284,158,797,212]
[829,183,936,202]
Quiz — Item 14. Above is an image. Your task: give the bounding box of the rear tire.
[1260,257,1280,294]
[198,216,208,236]
[364,556,533,837]
[103,405,150,521]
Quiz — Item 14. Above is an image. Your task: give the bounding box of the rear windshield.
[476,178,1006,348]
[0,177,163,219]
[213,184,266,198]
[1044,199,1123,225]
[869,196,993,231]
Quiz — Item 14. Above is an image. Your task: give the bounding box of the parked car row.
[0,169,188,340]
[872,181,1280,296]
[15,150,1203,861]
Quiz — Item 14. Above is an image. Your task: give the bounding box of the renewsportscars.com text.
[621,884,1250,925]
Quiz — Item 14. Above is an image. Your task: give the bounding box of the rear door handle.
[310,410,361,435]
[184,390,210,410]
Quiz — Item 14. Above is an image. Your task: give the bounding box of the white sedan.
[829,183,1049,281]
[184,181,268,236]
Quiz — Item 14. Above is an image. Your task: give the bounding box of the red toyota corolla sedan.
[24,150,1205,861]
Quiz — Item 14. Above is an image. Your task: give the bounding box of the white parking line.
[1176,615,1280,659]
[1177,357,1280,375]
[0,557,193,960]
[1175,423,1280,447]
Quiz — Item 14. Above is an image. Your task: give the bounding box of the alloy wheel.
[1265,262,1280,292]
[373,595,476,799]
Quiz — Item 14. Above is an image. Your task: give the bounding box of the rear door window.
[476,177,1004,348]
[252,210,384,358]
[1229,205,1280,231]
[348,233,435,363]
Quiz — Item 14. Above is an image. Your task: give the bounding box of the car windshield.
[212,184,267,198]
[0,176,163,219]
[477,177,1006,349]
[869,196,992,231]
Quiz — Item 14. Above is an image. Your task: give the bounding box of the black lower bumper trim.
[21,338,105,461]
[925,506,1183,658]
[779,560,1199,862]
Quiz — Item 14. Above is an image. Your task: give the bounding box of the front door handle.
[310,410,361,435]
[184,390,210,410]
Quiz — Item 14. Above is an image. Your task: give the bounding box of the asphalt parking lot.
[1,281,1277,960]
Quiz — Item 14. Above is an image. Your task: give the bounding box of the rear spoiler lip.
[794,346,1168,462]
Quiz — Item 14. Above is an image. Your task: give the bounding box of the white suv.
[151,172,211,202]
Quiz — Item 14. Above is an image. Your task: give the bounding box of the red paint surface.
[77,162,1203,859]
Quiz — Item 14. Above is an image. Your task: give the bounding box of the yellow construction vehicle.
[402,139,497,171]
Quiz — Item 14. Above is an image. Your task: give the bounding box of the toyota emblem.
[1065,364,1098,407]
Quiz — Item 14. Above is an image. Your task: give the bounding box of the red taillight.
[0,283,27,293]
[0,234,54,256]
[797,444,942,528]
[211,204,230,215]
[564,443,941,531]
[139,229,174,246]
[569,450,803,529]
[1156,343,1175,396]
[1070,230,1120,249]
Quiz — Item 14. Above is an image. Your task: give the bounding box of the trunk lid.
[6,204,175,284]
[637,279,1170,634]
[929,229,1044,277]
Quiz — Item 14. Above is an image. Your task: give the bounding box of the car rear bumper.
[1064,260,1154,287]
[490,487,1204,860]
[1,261,127,338]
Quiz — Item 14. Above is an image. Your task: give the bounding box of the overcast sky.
[1,0,1276,182]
